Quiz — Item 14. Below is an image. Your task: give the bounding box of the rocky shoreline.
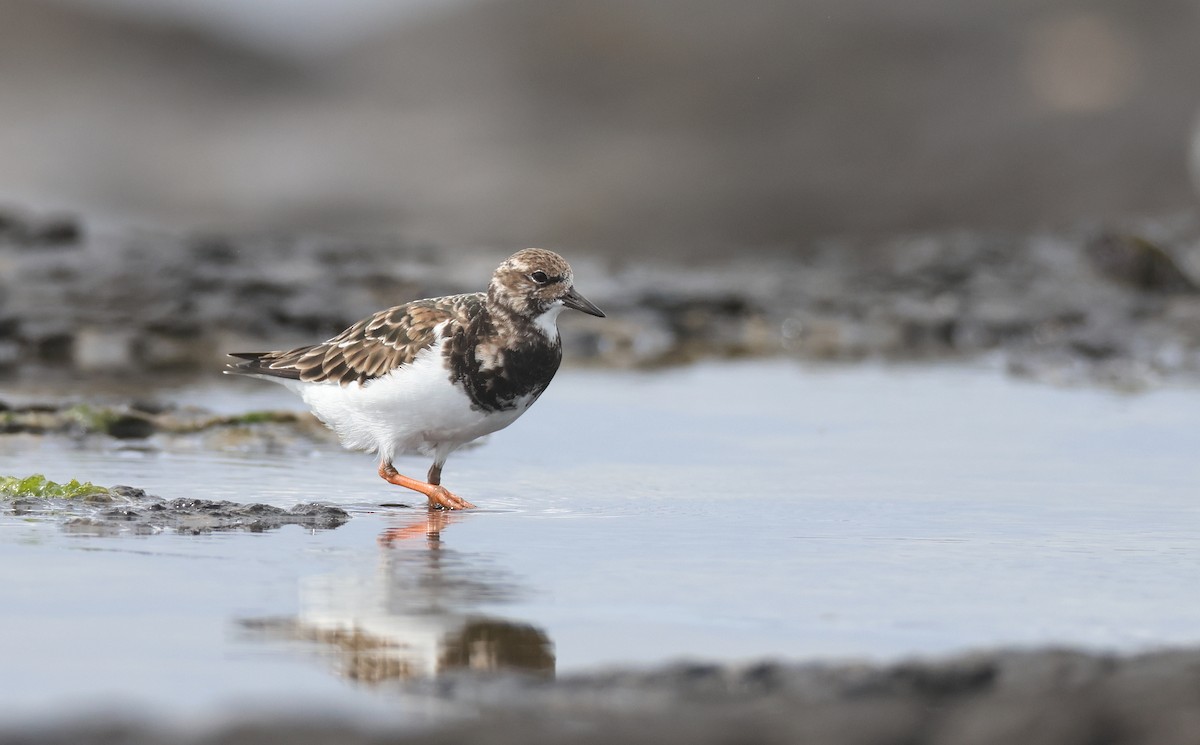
[0,398,334,457]
[2,646,1197,744]
[0,475,349,535]
[2,208,1200,389]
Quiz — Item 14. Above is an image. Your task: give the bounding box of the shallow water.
[1,361,1198,724]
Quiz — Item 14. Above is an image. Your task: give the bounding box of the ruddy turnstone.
[225,249,604,510]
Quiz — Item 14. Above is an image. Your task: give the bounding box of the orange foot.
[378,463,477,510]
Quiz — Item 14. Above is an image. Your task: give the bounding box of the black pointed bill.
[562,286,606,317]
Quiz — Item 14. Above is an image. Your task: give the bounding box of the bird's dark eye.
[530,271,549,284]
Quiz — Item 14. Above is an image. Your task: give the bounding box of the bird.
[225,248,605,510]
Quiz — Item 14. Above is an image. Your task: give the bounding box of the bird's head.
[488,248,605,322]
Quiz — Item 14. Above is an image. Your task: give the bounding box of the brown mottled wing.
[228,294,482,386]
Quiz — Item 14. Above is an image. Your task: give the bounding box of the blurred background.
[2,0,1200,386]
[2,0,1199,256]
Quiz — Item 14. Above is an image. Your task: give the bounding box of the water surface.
[1,362,1197,723]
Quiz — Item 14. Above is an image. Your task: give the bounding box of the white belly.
[285,337,532,464]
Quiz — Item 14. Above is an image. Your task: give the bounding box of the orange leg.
[378,462,476,510]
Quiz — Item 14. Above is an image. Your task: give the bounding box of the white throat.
[532,302,565,339]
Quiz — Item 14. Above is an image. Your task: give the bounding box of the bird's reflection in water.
[240,511,554,684]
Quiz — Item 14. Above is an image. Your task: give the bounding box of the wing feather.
[226,293,482,386]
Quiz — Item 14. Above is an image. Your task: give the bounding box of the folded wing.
[227,293,482,387]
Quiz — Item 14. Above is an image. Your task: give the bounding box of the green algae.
[0,403,308,437]
[0,474,110,500]
[63,404,120,434]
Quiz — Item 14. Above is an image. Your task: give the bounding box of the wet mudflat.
[1,361,1198,732]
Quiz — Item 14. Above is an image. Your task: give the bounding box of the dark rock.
[1069,338,1121,361]
[128,400,169,416]
[289,502,352,529]
[187,234,240,265]
[105,414,157,439]
[0,318,19,339]
[0,208,81,247]
[881,658,997,698]
[30,215,82,246]
[101,508,140,520]
[0,209,24,239]
[5,489,352,535]
[244,503,287,515]
[15,403,57,413]
[740,662,784,693]
[109,485,150,500]
[35,334,73,364]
